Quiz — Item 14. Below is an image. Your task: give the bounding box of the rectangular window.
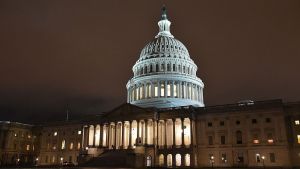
[297,135,300,144]
[221,136,225,144]
[78,130,82,135]
[208,122,212,127]
[255,154,261,163]
[26,144,30,151]
[208,136,213,145]
[77,142,81,149]
[174,84,177,97]
[253,139,259,144]
[167,84,171,97]
[220,121,224,126]
[266,118,271,123]
[160,84,165,97]
[221,154,227,163]
[269,153,275,163]
[252,119,257,124]
[154,85,158,97]
[295,120,300,125]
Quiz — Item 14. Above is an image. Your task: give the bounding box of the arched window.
[141,67,144,75]
[167,154,172,167]
[236,131,243,144]
[175,154,181,166]
[146,156,152,167]
[159,154,164,166]
[185,154,190,166]
[183,66,186,73]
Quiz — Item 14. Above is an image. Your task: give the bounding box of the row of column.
[128,81,203,103]
[134,63,196,77]
[82,118,193,150]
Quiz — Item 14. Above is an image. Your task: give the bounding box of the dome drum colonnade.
[126,7,204,109]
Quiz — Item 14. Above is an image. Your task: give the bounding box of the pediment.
[101,103,155,122]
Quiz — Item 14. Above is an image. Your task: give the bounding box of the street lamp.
[261,155,265,169]
[210,155,215,169]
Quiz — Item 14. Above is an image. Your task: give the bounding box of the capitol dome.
[126,7,204,109]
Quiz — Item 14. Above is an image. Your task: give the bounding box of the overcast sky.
[0,0,299,123]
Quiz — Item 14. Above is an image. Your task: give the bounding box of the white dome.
[126,7,204,109]
[138,36,190,62]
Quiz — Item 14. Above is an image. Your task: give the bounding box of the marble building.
[1,7,300,168]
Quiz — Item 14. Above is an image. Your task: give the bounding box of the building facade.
[1,7,300,168]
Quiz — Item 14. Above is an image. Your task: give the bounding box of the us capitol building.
[1,7,300,168]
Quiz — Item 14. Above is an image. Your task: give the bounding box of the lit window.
[256,154,261,163]
[154,85,158,97]
[253,139,260,144]
[53,132,57,136]
[160,83,165,97]
[61,140,66,150]
[295,120,300,125]
[77,142,81,149]
[221,154,227,163]
[69,142,73,150]
[297,135,300,144]
[53,145,56,150]
[174,84,177,97]
[268,139,274,144]
[139,86,143,99]
[167,84,171,97]
[26,144,30,151]
[27,135,31,139]
[78,130,82,135]
[14,133,17,137]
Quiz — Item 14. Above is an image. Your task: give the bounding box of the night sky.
[0,0,299,123]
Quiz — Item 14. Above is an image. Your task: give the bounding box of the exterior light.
[85,146,89,150]
[60,157,63,161]
[78,130,82,135]
[261,156,265,160]
[36,157,39,161]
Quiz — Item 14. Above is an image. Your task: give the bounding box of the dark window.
[208,122,212,127]
[252,119,257,124]
[236,120,240,125]
[208,136,213,145]
[266,118,271,123]
[220,121,225,126]
[173,64,176,71]
[269,153,275,163]
[221,136,225,144]
[167,64,171,71]
[237,153,244,163]
[236,131,242,144]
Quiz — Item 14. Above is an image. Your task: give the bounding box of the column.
[164,81,167,98]
[93,125,96,147]
[150,82,154,98]
[181,118,184,147]
[171,81,174,97]
[164,120,167,147]
[190,119,194,146]
[129,121,132,148]
[145,120,148,145]
[122,122,125,149]
[100,124,103,147]
[172,119,176,147]
[114,123,117,149]
[158,81,161,97]
[82,126,85,150]
[137,120,140,145]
